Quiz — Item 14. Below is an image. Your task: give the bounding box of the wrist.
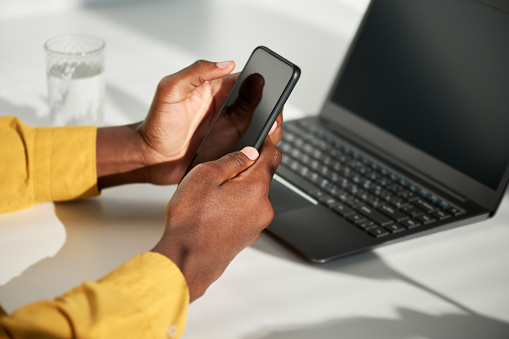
[151,238,208,303]
[96,123,149,189]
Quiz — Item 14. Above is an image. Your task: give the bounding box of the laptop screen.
[330,0,509,192]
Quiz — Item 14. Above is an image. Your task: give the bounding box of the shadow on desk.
[0,94,49,127]
[0,185,168,312]
[244,308,509,339]
[250,235,509,339]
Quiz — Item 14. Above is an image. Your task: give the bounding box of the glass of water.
[44,34,105,126]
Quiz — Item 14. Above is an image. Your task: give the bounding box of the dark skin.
[96,61,281,187]
[153,139,281,301]
[94,60,283,302]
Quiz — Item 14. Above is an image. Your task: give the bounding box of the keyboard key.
[303,171,323,184]
[289,161,302,172]
[324,184,341,195]
[408,183,420,192]
[344,196,364,208]
[356,205,394,226]
[294,137,304,148]
[389,197,408,208]
[377,204,409,222]
[426,194,438,203]
[366,195,385,207]
[417,189,427,198]
[332,190,348,200]
[431,210,451,220]
[347,213,367,224]
[385,223,406,233]
[310,160,321,170]
[387,183,404,193]
[298,166,310,177]
[357,220,375,230]
[416,214,437,224]
[401,205,425,217]
[308,189,329,200]
[398,190,417,200]
[281,154,292,165]
[415,199,439,213]
[399,177,409,186]
[368,227,390,238]
[320,196,339,207]
[444,205,463,216]
[400,218,421,229]
[331,202,354,216]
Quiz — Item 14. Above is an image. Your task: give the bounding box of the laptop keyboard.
[278,120,464,238]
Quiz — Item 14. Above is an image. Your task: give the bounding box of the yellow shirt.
[0,116,189,339]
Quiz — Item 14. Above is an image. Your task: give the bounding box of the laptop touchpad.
[270,178,315,215]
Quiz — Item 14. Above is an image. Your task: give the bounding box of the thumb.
[160,60,235,98]
[210,147,259,183]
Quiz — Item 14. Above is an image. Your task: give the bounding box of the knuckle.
[261,202,275,226]
[156,75,172,91]
[191,162,219,182]
[227,152,248,169]
[248,179,270,196]
[251,233,261,244]
[269,146,282,173]
[273,145,282,164]
[190,162,208,175]
[193,59,208,68]
[261,145,282,179]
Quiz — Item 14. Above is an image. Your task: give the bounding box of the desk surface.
[1,1,509,338]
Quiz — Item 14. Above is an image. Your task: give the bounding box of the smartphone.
[185,46,300,176]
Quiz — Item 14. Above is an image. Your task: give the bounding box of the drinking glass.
[44,34,105,126]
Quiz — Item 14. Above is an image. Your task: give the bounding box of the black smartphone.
[185,46,300,176]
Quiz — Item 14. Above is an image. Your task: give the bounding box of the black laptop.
[267,0,509,263]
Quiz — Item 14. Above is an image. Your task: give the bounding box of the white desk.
[1,1,508,338]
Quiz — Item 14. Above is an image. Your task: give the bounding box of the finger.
[207,73,239,113]
[206,146,259,183]
[242,138,282,190]
[276,108,283,129]
[185,60,235,87]
[268,111,284,143]
[159,60,236,99]
[268,124,283,144]
[269,120,278,134]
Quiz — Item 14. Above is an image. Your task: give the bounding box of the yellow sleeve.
[0,116,190,337]
[0,252,190,339]
[0,116,99,213]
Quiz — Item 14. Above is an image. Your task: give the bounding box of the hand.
[151,139,282,302]
[96,60,283,189]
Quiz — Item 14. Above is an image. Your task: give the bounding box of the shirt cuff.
[95,252,190,338]
[33,125,99,202]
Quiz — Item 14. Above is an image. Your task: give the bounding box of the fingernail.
[240,147,259,160]
[216,61,234,69]
[269,121,278,134]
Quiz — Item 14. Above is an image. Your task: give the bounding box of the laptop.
[267,0,509,263]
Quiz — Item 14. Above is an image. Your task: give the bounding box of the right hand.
[151,139,282,302]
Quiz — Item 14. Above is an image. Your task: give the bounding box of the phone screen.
[186,46,300,173]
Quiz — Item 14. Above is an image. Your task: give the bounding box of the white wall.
[0,0,130,19]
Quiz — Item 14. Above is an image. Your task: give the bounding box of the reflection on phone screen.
[188,47,296,172]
